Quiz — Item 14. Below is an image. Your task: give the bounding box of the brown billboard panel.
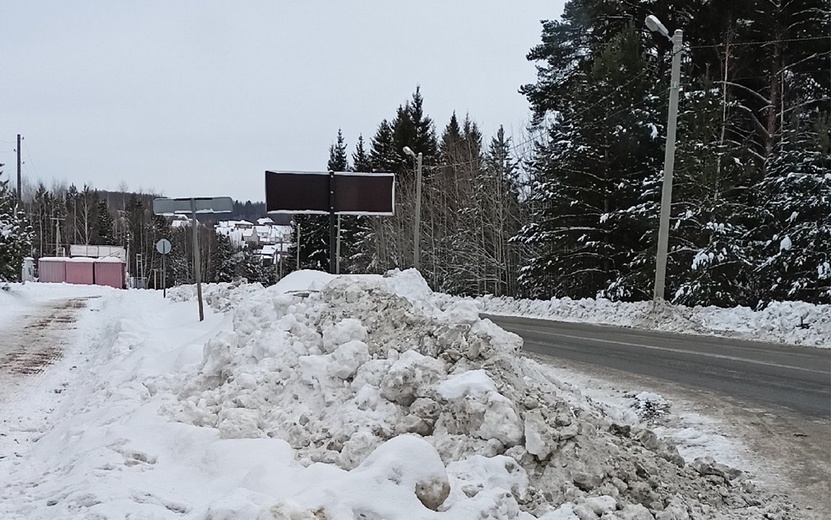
[265,171,395,215]
[265,171,330,214]
[334,173,395,215]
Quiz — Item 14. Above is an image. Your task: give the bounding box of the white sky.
[0,1,565,203]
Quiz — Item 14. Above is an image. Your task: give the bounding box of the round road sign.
[156,238,172,255]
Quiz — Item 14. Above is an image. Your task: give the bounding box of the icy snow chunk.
[298,354,329,387]
[322,318,367,353]
[355,435,450,511]
[524,409,554,459]
[446,454,529,502]
[384,268,433,302]
[216,408,261,439]
[440,299,482,324]
[585,494,617,515]
[327,340,369,380]
[437,369,496,399]
[478,393,524,447]
[271,269,334,294]
[437,371,523,447]
[201,331,238,380]
[538,503,579,519]
[465,318,523,359]
[380,350,446,406]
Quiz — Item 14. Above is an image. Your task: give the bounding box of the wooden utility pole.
[191,199,204,321]
[16,134,22,203]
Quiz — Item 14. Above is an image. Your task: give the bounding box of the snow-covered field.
[0,271,815,519]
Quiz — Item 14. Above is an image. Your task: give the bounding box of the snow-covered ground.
[0,272,814,519]
[472,294,831,348]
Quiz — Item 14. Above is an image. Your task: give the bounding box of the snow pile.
[475,295,831,347]
[0,274,803,519]
[165,270,796,518]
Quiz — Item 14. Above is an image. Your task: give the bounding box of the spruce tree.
[349,135,376,273]
[95,196,116,245]
[0,168,33,282]
[753,108,831,305]
[517,22,662,300]
[367,89,439,273]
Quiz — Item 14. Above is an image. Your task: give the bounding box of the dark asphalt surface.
[486,314,831,418]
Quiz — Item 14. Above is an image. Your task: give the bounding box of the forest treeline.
[292,0,830,308]
[1,0,828,307]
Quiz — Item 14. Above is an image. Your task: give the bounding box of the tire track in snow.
[0,298,92,399]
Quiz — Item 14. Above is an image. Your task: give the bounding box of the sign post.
[155,238,172,298]
[153,197,233,321]
[265,170,395,274]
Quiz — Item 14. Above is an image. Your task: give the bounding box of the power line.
[689,35,829,50]
[23,140,41,185]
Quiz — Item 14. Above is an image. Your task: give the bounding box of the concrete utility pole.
[403,146,423,270]
[51,216,65,256]
[16,134,22,203]
[646,15,683,302]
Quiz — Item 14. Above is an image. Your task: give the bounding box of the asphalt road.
[486,314,831,418]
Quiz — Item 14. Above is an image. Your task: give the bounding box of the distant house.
[170,214,192,229]
[216,220,292,261]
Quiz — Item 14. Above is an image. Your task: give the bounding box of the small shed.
[65,258,95,285]
[93,258,126,289]
[38,257,68,283]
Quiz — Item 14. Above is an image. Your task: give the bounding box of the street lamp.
[403,146,423,270]
[647,15,683,302]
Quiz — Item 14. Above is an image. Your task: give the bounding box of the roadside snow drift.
[473,294,831,347]
[0,272,801,519]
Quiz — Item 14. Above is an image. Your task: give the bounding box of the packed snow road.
[0,296,92,403]
[487,315,831,417]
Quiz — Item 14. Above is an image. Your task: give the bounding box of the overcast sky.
[1,1,565,203]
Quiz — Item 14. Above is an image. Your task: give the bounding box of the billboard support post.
[329,170,337,274]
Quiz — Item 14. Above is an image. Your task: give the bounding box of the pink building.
[65,258,95,285]
[38,256,125,288]
[93,258,126,289]
[37,257,68,283]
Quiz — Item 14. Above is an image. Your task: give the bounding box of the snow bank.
[0,274,802,519]
[475,295,831,347]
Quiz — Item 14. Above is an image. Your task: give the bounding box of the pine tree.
[517,21,662,300]
[0,168,33,282]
